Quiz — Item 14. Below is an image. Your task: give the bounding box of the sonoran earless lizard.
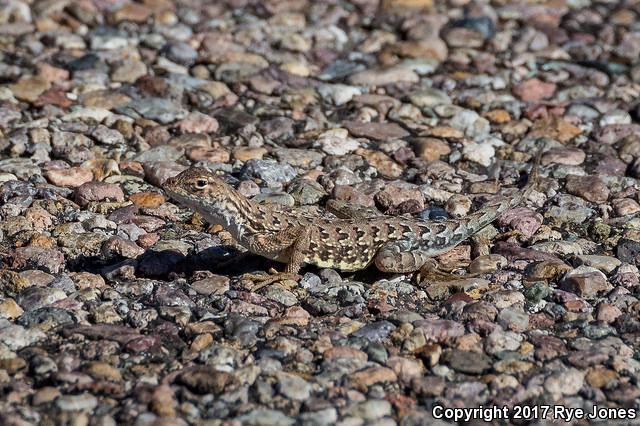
[163,153,540,281]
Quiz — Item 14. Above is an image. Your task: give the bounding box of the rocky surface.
[0,0,640,424]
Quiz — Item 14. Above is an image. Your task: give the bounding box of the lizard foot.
[417,259,480,283]
[241,268,301,291]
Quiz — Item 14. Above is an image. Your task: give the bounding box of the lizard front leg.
[242,226,311,286]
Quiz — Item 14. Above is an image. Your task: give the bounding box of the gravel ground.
[1,0,640,425]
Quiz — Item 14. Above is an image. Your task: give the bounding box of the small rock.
[75,182,125,207]
[111,59,147,83]
[529,117,581,143]
[514,78,556,102]
[353,321,396,342]
[595,303,622,323]
[561,267,613,298]
[344,120,409,141]
[541,148,585,166]
[498,207,543,238]
[573,255,621,274]
[0,319,45,350]
[316,128,360,156]
[276,372,311,401]
[444,194,471,218]
[44,167,94,188]
[9,76,50,102]
[55,393,98,411]
[239,159,297,188]
[469,254,507,274]
[444,350,491,374]
[346,400,392,421]
[414,137,451,161]
[317,84,362,106]
[565,175,609,203]
[191,275,229,296]
[451,110,490,140]
[612,198,640,216]
[179,367,232,394]
[236,409,294,426]
[497,307,529,332]
[177,111,219,134]
[143,161,187,187]
[349,366,397,389]
[485,330,522,354]
[375,184,424,212]
[348,66,419,86]
[544,368,585,396]
[409,88,451,109]
[462,143,494,167]
[0,298,23,319]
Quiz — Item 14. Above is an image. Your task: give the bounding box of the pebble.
[414,138,451,162]
[451,111,491,141]
[462,143,494,167]
[497,307,529,332]
[612,198,640,216]
[485,330,523,354]
[573,255,621,274]
[276,372,311,401]
[444,350,491,374]
[344,121,409,141]
[119,97,187,124]
[348,66,419,86]
[469,254,507,274]
[0,319,45,350]
[44,167,94,188]
[317,84,363,106]
[513,78,556,102]
[560,267,613,299]
[409,88,451,109]
[544,368,585,396]
[346,400,392,421]
[498,208,543,238]
[75,182,125,207]
[565,175,610,203]
[55,393,99,412]
[541,148,586,166]
[316,129,360,156]
[237,409,294,426]
[240,159,297,188]
[111,59,147,83]
[353,321,396,342]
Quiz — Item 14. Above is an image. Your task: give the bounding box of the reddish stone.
[34,89,73,108]
[514,78,557,102]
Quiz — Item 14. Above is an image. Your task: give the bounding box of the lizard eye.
[194,179,208,189]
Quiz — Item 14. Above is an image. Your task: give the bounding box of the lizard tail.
[459,150,542,237]
[509,148,542,209]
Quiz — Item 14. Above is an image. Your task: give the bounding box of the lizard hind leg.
[374,241,480,281]
[374,240,433,273]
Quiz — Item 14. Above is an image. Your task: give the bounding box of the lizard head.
[164,167,254,240]
[163,167,234,211]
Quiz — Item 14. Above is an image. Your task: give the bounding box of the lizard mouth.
[163,186,189,205]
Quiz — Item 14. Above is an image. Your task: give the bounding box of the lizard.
[163,154,540,280]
